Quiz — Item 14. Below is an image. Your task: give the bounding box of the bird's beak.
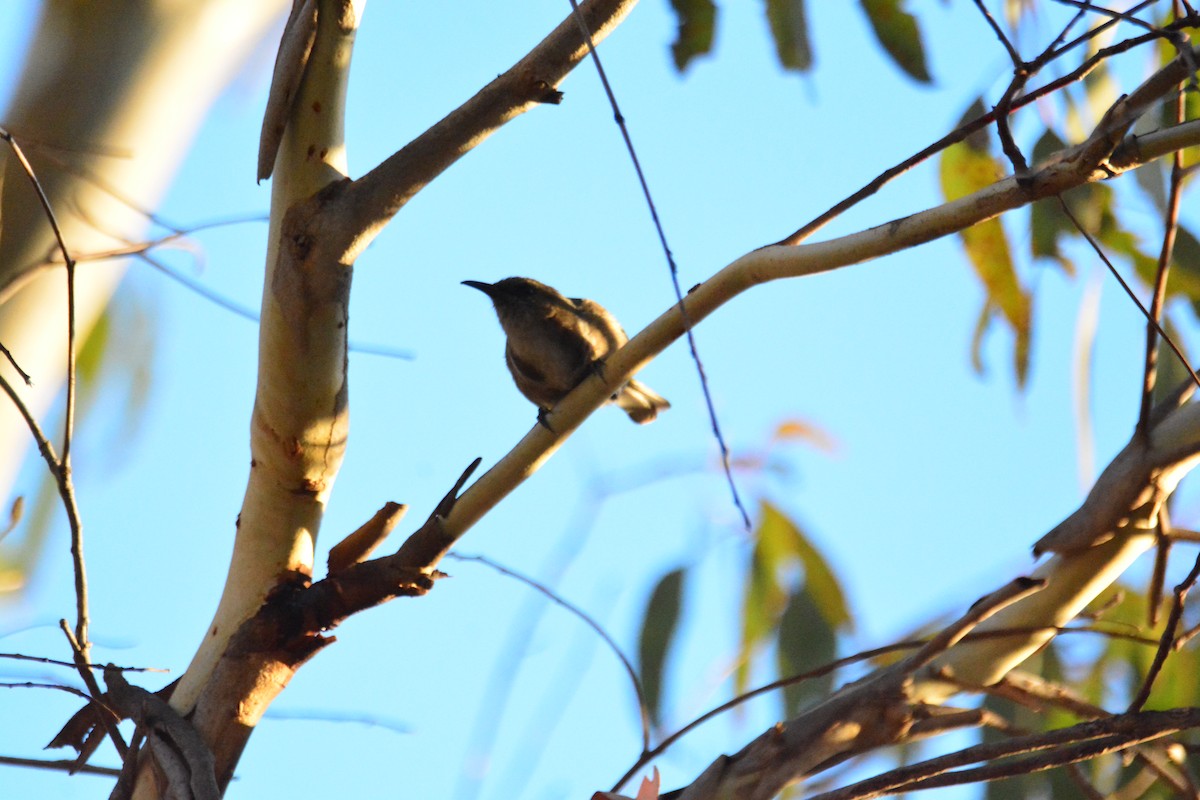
[462,280,496,297]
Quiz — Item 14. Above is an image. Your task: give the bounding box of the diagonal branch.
[646,390,1200,799]
[339,0,637,258]
[807,708,1200,800]
[779,4,1186,246]
[431,45,1200,573]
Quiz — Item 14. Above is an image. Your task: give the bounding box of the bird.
[463,277,670,425]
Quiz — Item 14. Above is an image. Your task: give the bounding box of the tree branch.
[434,46,1200,570]
[339,0,638,258]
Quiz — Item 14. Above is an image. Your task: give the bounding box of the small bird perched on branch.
[463,277,670,425]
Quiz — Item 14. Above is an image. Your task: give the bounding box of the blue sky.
[1,2,1194,798]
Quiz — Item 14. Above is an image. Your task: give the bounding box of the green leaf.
[1159,226,1200,316]
[667,0,717,72]
[776,589,836,713]
[1156,36,1200,171]
[763,0,813,72]
[770,504,851,631]
[1152,317,1191,411]
[737,508,792,693]
[638,567,685,726]
[1074,586,1200,713]
[737,501,850,694]
[940,115,1031,387]
[858,0,932,83]
[1030,129,1088,272]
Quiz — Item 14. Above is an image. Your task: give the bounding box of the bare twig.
[37,213,266,267]
[612,621,1146,793]
[779,0,1173,246]
[0,370,63,475]
[454,458,709,800]
[451,551,652,752]
[972,0,1021,65]
[951,670,1197,795]
[134,251,413,360]
[908,578,1046,672]
[0,127,90,657]
[807,709,1200,800]
[0,341,31,385]
[611,638,925,792]
[110,727,146,799]
[0,680,94,702]
[1138,58,1189,435]
[59,621,127,758]
[1055,0,1176,38]
[1058,197,1199,394]
[1129,550,1200,712]
[0,651,164,674]
[0,372,91,653]
[1149,515,1172,627]
[971,0,1032,175]
[0,754,120,778]
[566,0,750,531]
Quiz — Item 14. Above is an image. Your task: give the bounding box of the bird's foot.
[589,359,621,399]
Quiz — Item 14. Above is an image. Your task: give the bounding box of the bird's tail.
[613,379,671,424]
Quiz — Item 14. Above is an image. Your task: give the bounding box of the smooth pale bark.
[0,0,290,573]
[130,0,639,795]
[169,0,361,718]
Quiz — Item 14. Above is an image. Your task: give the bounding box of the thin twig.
[0,127,90,657]
[610,619,1150,792]
[1129,550,1200,712]
[450,551,652,752]
[0,370,61,471]
[136,252,414,360]
[59,620,127,758]
[0,341,31,385]
[907,578,1046,672]
[1149,518,1171,627]
[566,0,751,531]
[611,639,924,791]
[779,0,1167,246]
[950,670,1197,796]
[1054,0,1174,37]
[1138,60,1189,435]
[110,725,145,799]
[0,754,120,778]
[0,680,94,702]
[972,0,1021,65]
[916,683,1109,799]
[17,211,410,361]
[826,734,1143,800]
[0,374,94,681]
[807,709,1200,800]
[453,465,658,800]
[1058,196,1200,393]
[52,213,268,265]
[970,0,1032,175]
[0,651,165,673]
